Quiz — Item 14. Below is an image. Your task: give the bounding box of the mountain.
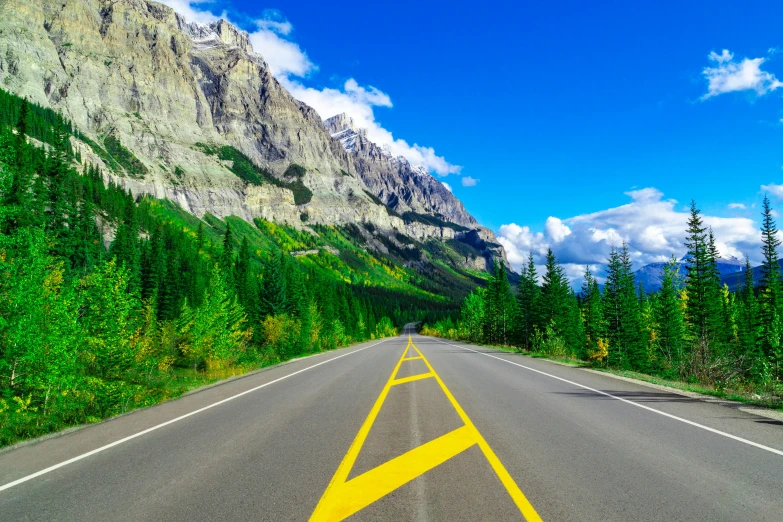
[633,256,745,293]
[323,113,475,227]
[719,259,783,292]
[0,0,507,274]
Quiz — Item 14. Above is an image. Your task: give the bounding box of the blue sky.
[165,0,783,278]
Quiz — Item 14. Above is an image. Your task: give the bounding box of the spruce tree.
[259,253,287,319]
[220,223,235,288]
[581,266,604,360]
[516,253,540,350]
[653,257,684,373]
[758,195,782,375]
[683,200,713,341]
[737,256,759,370]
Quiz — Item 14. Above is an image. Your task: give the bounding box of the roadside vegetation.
[422,200,783,408]
[0,90,459,447]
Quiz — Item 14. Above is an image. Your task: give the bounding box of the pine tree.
[737,256,759,371]
[234,237,253,309]
[758,195,782,362]
[619,244,648,371]
[683,200,713,341]
[603,244,646,370]
[516,254,540,350]
[220,223,235,288]
[581,265,604,360]
[653,257,684,373]
[259,252,287,319]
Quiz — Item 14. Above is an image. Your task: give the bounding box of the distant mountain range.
[718,259,783,292]
[633,256,745,293]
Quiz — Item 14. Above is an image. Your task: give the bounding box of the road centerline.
[310,334,542,521]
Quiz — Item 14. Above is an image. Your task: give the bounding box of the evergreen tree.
[516,254,540,350]
[737,256,759,371]
[603,244,647,370]
[581,265,604,360]
[683,200,713,341]
[220,223,235,288]
[653,257,684,373]
[234,237,253,309]
[757,195,782,364]
[259,252,287,319]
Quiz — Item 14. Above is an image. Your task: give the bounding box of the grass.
[590,368,783,412]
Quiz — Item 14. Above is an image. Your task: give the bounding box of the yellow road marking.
[402,355,423,361]
[411,341,543,522]
[391,372,434,386]
[315,426,475,520]
[309,335,542,522]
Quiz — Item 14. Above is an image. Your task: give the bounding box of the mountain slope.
[0,0,508,273]
[323,113,475,227]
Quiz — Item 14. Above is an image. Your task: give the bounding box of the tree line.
[423,200,783,396]
[0,91,439,446]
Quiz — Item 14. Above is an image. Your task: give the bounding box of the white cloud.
[545,217,571,242]
[461,176,479,187]
[283,77,460,175]
[496,224,547,268]
[159,1,460,176]
[158,0,220,24]
[441,181,452,192]
[702,49,783,99]
[255,9,293,35]
[762,182,783,198]
[498,188,761,283]
[728,203,747,209]
[248,25,315,77]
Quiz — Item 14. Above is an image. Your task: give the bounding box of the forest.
[0,90,451,446]
[423,200,783,401]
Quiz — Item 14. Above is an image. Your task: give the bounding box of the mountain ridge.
[0,0,508,272]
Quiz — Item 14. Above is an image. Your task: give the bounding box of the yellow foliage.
[589,338,609,362]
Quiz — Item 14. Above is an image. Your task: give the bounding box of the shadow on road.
[555,389,783,425]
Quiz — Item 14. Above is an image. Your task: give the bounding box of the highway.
[1,325,782,521]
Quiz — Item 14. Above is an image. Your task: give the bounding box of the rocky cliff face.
[0,0,509,271]
[324,114,477,228]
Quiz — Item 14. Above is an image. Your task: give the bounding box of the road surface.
[1,325,782,521]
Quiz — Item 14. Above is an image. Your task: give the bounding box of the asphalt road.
[1,325,782,521]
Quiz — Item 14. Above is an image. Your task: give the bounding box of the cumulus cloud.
[728,203,747,209]
[761,182,783,198]
[461,176,479,187]
[498,188,761,284]
[496,224,547,269]
[248,24,315,77]
[280,77,460,175]
[545,217,571,243]
[702,49,783,99]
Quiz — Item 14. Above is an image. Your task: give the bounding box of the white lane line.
[0,338,393,493]
[427,337,783,458]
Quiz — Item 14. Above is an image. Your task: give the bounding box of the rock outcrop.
[324,114,477,228]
